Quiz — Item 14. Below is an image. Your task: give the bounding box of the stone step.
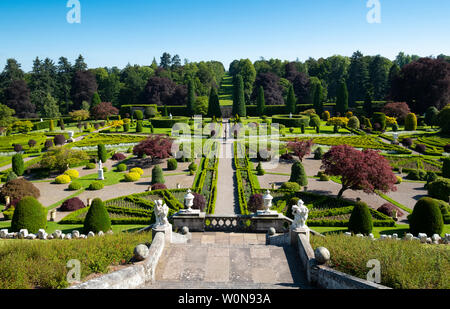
[141,281,307,289]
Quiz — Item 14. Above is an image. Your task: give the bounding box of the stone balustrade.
[0,228,113,240]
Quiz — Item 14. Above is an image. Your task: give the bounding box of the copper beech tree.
[133,135,173,163]
[321,145,397,198]
[287,139,314,161]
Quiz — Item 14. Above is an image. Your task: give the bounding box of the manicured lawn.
[73,170,126,188]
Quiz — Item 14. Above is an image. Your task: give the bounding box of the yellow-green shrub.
[55,175,72,184]
[124,172,141,182]
[64,169,79,180]
[130,167,144,176]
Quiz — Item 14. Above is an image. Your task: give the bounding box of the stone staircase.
[139,232,312,289]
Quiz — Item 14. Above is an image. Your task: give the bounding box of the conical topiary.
[83,198,111,233]
[289,162,308,187]
[11,196,47,233]
[12,153,24,176]
[348,202,373,235]
[97,144,108,163]
[409,197,444,237]
[152,165,165,184]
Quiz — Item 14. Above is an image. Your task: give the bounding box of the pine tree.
[233,75,246,117]
[286,84,297,114]
[187,79,195,116]
[336,81,348,115]
[256,86,266,116]
[207,87,222,118]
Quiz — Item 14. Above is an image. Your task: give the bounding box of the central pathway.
[214,120,239,215]
[142,232,311,289]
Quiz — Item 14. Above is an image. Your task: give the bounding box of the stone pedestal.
[173,211,205,232]
[152,224,173,244]
[98,168,104,180]
[290,227,310,248]
[252,213,285,233]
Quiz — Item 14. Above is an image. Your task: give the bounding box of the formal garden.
[0,52,449,289]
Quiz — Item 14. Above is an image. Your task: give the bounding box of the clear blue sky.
[0,0,449,71]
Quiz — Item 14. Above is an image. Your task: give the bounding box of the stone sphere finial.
[314,247,330,265]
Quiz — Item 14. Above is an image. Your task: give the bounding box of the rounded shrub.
[313,147,325,160]
[145,107,157,118]
[289,161,308,187]
[44,139,54,149]
[68,182,82,191]
[322,111,330,121]
[167,158,178,171]
[130,167,144,176]
[88,181,104,191]
[347,116,360,130]
[64,169,79,180]
[188,162,197,172]
[256,162,265,176]
[86,163,96,170]
[427,178,450,202]
[133,110,144,121]
[13,144,23,153]
[406,169,427,181]
[372,112,386,131]
[117,163,127,172]
[377,203,404,219]
[396,176,403,184]
[111,153,126,161]
[11,197,47,233]
[405,113,417,131]
[248,194,264,213]
[151,183,167,190]
[136,121,143,133]
[319,174,330,181]
[55,175,72,184]
[59,197,86,211]
[415,144,426,153]
[152,165,165,184]
[401,138,413,147]
[1,178,40,201]
[12,153,24,176]
[124,172,141,182]
[280,153,294,161]
[348,202,373,235]
[192,192,206,211]
[53,134,66,146]
[83,198,111,234]
[280,182,301,192]
[409,197,444,236]
[28,139,37,148]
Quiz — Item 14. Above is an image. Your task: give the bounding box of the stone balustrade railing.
[0,228,112,240]
[345,231,450,245]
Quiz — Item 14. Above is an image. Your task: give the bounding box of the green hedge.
[271,115,310,128]
[150,117,190,128]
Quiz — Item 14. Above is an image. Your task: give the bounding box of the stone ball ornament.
[314,247,331,265]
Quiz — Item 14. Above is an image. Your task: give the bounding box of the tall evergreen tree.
[347,51,369,107]
[363,87,374,117]
[207,87,222,118]
[73,55,88,71]
[91,92,101,109]
[56,57,73,113]
[336,81,349,115]
[286,84,297,114]
[256,86,266,116]
[233,75,246,117]
[187,79,195,116]
[313,83,324,115]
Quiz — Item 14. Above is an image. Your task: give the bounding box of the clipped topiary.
[117,163,127,172]
[427,177,450,202]
[124,172,141,182]
[68,182,82,191]
[136,121,143,133]
[280,182,301,192]
[248,194,264,213]
[286,197,300,219]
[372,112,386,131]
[401,138,413,147]
[130,167,144,176]
[347,116,360,130]
[151,183,167,190]
[256,162,265,176]
[86,162,96,169]
[289,161,308,187]
[88,181,104,191]
[111,153,126,161]
[167,158,178,171]
[12,153,24,176]
[409,197,444,237]
[348,202,373,235]
[97,144,108,163]
[83,198,111,233]
[64,169,79,180]
[55,175,72,184]
[59,197,86,211]
[1,178,40,202]
[134,110,144,121]
[152,165,165,184]
[11,196,47,233]
[188,162,197,172]
[53,134,66,146]
[406,169,427,181]
[405,113,417,131]
[377,203,404,219]
[313,147,325,160]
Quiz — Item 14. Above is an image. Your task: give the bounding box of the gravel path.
[214,121,238,215]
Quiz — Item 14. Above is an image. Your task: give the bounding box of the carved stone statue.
[291,199,309,230]
[154,199,169,227]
